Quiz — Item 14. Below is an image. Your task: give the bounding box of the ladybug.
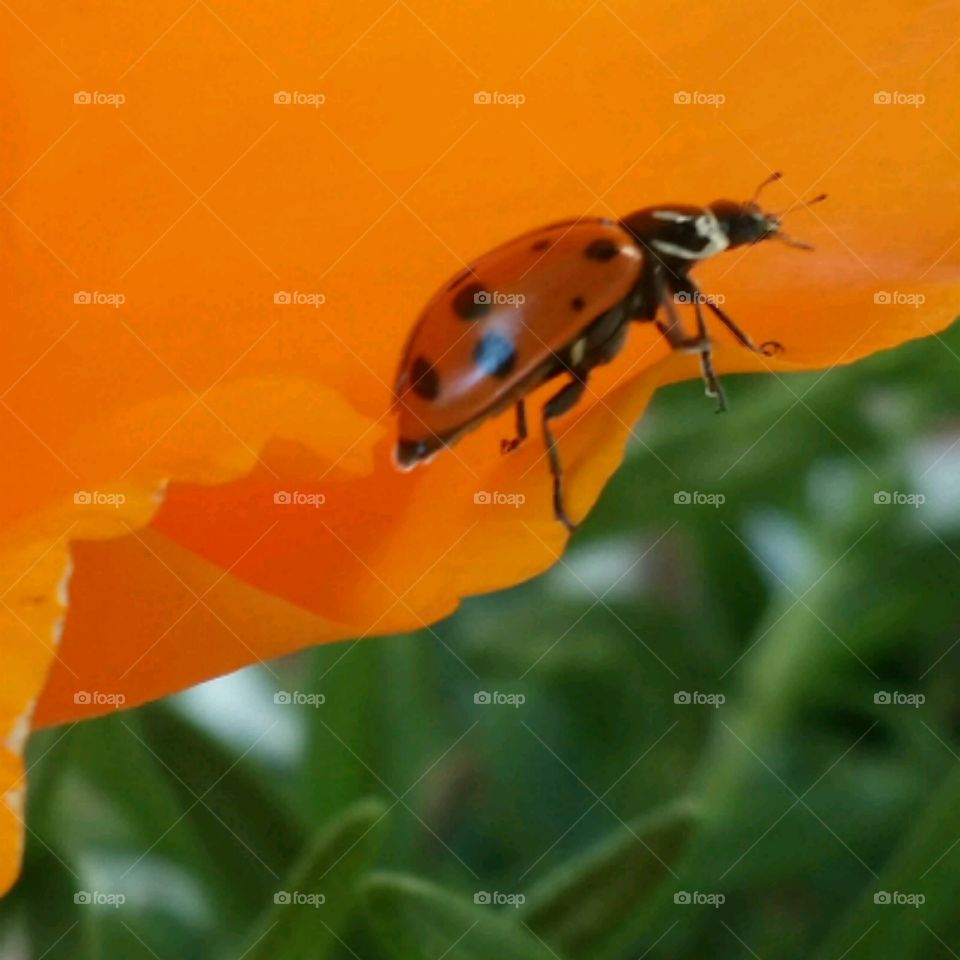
[393,172,825,531]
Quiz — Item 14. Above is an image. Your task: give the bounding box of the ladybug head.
[709,172,826,250]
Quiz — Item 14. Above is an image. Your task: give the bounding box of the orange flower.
[1,0,956,893]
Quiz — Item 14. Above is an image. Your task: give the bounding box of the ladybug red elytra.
[393,172,826,531]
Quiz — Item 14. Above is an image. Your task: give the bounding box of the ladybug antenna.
[771,231,815,251]
[749,170,783,205]
[775,191,828,218]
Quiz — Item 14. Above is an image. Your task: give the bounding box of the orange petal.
[1,0,956,896]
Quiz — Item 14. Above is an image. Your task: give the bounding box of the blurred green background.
[4,318,960,959]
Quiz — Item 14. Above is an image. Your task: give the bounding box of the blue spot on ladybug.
[473,332,516,379]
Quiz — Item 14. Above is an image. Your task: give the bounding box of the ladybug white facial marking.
[650,210,694,222]
[649,209,729,260]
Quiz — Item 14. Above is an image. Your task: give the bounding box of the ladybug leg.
[651,265,708,353]
[500,401,528,454]
[542,374,587,533]
[652,267,696,348]
[656,269,725,411]
[692,299,726,413]
[677,277,783,358]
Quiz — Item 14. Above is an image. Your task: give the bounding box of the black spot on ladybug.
[410,356,440,400]
[473,332,516,379]
[396,437,430,467]
[585,238,620,261]
[531,238,552,252]
[571,296,585,311]
[452,283,491,320]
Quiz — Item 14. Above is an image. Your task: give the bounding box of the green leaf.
[40,713,202,870]
[812,761,960,959]
[518,800,698,957]
[241,796,389,959]
[363,872,565,960]
[137,703,305,923]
